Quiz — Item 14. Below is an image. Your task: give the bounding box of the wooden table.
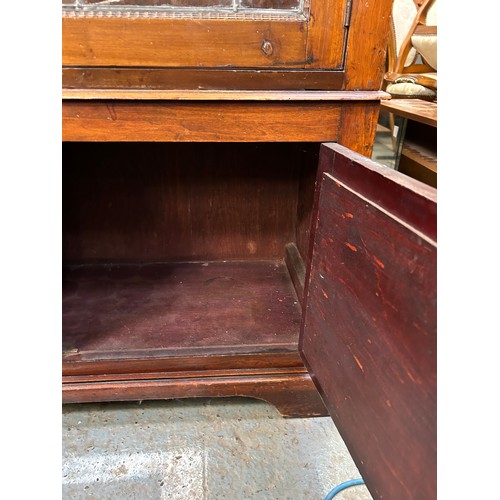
[381,98,437,187]
[381,98,437,128]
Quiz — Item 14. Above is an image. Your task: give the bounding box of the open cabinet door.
[300,143,437,499]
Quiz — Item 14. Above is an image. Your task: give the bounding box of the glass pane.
[80,0,232,6]
[67,0,303,10]
[239,0,300,9]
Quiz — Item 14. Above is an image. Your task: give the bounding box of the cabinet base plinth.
[62,372,328,418]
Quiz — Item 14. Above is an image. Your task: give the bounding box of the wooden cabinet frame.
[62,141,437,498]
[301,143,436,499]
[62,0,395,419]
[62,3,438,496]
[62,0,392,91]
[62,0,347,69]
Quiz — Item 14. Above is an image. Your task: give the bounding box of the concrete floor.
[62,398,371,500]
[371,113,399,170]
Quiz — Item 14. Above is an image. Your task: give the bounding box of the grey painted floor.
[62,398,372,500]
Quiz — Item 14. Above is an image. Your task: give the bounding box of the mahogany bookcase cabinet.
[62,0,395,416]
[63,2,437,496]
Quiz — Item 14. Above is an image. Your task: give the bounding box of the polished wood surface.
[62,89,390,101]
[63,350,306,378]
[343,0,393,90]
[63,372,328,418]
[62,100,343,142]
[337,101,382,156]
[62,141,327,417]
[300,143,436,498]
[61,0,394,91]
[305,0,349,69]
[62,0,348,71]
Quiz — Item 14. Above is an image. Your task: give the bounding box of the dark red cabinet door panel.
[300,143,437,500]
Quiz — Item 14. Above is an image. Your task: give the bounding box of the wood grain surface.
[61,67,347,91]
[300,143,437,499]
[62,258,329,418]
[63,142,308,260]
[62,17,307,68]
[62,89,389,101]
[62,100,342,142]
[63,260,301,357]
[381,98,437,128]
[343,0,393,90]
[63,372,328,418]
[62,0,349,71]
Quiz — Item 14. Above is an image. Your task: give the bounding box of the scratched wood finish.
[293,101,384,267]
[62,101,342,142]
[61,0,396,420]
[61,140,331,417]
[300,143,437,499]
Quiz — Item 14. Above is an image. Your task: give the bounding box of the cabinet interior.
[63,142,320,363]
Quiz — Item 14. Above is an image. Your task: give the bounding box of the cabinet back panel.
[63,143,318,262]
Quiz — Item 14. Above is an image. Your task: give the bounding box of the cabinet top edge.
[62,89,391,101]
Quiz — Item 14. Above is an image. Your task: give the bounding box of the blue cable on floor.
[324,478,365,499]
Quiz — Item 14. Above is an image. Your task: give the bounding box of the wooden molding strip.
[62,372,329,417]
[62,89,390,101]
[61,67,347,91]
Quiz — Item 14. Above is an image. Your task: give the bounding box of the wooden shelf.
[63,260,301,363]
[401,139,437,173]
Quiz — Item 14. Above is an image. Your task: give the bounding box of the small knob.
[261,40,274,56]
